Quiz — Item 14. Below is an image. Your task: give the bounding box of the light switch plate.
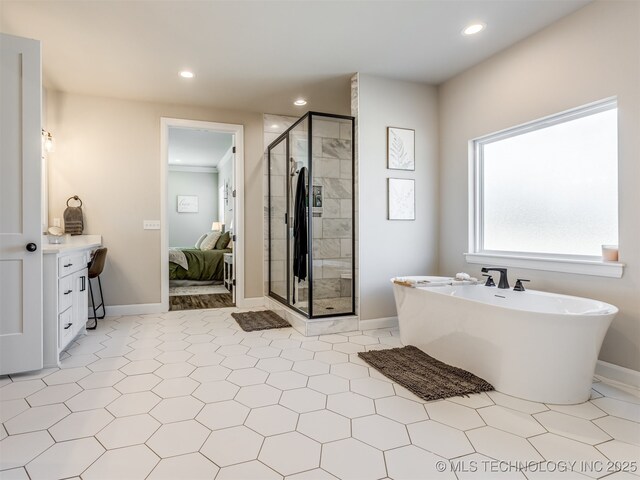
[53,218,61,227]
[143,220,161,230]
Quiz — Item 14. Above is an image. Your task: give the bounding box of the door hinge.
[232,279,236,286]
[232,146,236,154]
[232,234,237,242]
[232,190,236,198]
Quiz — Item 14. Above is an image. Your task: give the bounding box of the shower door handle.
[284,213,288,225]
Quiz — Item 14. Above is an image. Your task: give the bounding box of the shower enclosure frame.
[267,111,356,319]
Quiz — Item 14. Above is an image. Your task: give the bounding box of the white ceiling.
[0,0,591,115]
[168,127,233,168]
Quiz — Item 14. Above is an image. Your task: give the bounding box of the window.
[467,98,622,277]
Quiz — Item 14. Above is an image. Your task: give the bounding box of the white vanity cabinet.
[43,235,102,367]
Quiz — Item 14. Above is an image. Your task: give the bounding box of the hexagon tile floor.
[1,307,639,480]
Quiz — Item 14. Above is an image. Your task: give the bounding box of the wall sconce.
[41,129,55,152]
[211,221,223,232]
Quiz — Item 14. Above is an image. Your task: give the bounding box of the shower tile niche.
[267,112,355,319]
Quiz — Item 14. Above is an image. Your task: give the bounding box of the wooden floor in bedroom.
[169,293,234,311]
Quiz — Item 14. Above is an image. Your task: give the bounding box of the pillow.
[215,231,231,250]
[200,232,221,251]
[194,233,208,249]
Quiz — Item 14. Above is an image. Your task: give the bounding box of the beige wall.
[358,75,439,320]
[46,92,265,305]
[438,0,640,370]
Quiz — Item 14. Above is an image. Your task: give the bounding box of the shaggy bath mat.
[231,310,291,332]
[359,345,494,401]
[169,293,234,311]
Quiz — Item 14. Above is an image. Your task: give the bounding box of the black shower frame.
[267,111,356,319]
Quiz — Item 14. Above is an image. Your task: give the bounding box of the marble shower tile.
[340,122,352,140]
[312,119,340,139]
[312,217,323,239]
[311,280,341,299]
[316,158,341,179]
[312,137,323,156]
[340,199,352,218]
[264,114,297,134]
[313,239,341,259]
[321,260,350,279]
[323,219,352,239]
[322,139,352,160]
[323,178,352,199]
[340,239,352,258]
[340,160,352,180]
[321,199,342,218]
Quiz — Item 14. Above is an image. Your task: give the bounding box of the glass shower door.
[268,136,288,302]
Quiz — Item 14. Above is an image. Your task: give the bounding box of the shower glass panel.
[309,115,354,316]
[268,112,355,319]
[288,118,310,312]
[268,136,287,302]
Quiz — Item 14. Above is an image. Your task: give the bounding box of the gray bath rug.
[358,345,494,401]
[169,293,234,311]
[231,310,291,332]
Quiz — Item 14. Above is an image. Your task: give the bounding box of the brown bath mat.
[359,345,494,401]
[231,310,291,332]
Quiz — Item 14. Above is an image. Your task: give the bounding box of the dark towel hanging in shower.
[293,167,308,287]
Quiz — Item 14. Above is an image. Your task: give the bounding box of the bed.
[169,230,232,282]
[169,248,232,281]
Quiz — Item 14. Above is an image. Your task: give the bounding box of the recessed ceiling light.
[463,23,485,35]
[175,159,182,162]
[179,70,194,78]
[271,124,279,129]
[294,99,307,106]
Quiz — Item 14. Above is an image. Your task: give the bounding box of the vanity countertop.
[42,234,102,254]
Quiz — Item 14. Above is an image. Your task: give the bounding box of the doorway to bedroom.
[161,119,242,311]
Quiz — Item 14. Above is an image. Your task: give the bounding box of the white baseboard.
[105,303,165,316]
[236,296,265,309]
[359,316,398,331]
[596,360,640,388]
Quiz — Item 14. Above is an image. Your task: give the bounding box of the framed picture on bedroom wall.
[388,178,415,220]
[387,127,415,171]
[177,195,198,213]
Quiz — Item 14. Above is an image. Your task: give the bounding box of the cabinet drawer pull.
[64,323,72,330]
[64,289,72,295]
[64,263,73,267]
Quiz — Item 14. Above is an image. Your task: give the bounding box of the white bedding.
[168,248,188,270]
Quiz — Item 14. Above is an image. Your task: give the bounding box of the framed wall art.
[177,195,198,213]
[388,178,415,220]
[387,127,415,171]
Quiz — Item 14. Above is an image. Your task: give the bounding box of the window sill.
[464,253,625,278]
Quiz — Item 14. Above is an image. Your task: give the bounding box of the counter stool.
[87,247,107,329]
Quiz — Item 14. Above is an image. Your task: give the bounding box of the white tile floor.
[1,307,639,480]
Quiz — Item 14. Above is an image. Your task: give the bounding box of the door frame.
[160,117,245,310]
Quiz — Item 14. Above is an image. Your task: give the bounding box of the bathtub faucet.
[481,267,509,289]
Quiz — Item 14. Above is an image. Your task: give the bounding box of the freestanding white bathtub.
[392,277,618,404]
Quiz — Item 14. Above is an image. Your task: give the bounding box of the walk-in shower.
[268,112,355,318]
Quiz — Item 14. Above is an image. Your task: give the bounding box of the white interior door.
[0,33,43,375]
